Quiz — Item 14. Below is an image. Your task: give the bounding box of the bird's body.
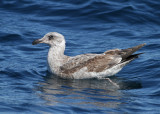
[32,32,146,79]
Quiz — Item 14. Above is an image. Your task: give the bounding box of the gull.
[32,32,146,79]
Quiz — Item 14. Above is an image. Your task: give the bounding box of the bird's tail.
[120,43,146,60]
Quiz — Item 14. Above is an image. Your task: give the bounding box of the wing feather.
[60,44,146,75]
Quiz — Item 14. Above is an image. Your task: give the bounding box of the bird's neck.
[47,45,66,73]
[49,45,65,58]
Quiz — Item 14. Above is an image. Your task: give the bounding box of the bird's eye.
[48,35,54,40]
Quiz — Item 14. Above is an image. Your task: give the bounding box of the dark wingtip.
[122,53,144,62]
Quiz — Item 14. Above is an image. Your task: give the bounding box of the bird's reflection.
[36,72,142,108]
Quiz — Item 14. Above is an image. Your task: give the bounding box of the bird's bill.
[32,38,43,45]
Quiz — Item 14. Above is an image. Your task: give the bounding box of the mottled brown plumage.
[60,44,146,75]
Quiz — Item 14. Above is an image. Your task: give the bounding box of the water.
[0,0,160,113]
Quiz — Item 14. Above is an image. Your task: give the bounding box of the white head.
[32,32,65,48]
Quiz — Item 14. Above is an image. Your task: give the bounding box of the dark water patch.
[17,45,46,52]
[0,1,41,14]
[45,106,73,113]
[0,33,22,43]
[141,58,159,70]
[149,90,160,98]
[14,86,33,93]
[23,31,39,37]
[0,102,18,113]
[119,81,142,90]
[71,106,93,113]
[145,43,160,50]
[145,33,160,40]
[3,69,23,79]
[108,30,135,38]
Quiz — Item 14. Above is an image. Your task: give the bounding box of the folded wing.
[60,44,146,75]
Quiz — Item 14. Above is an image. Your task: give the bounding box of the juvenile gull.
[32,32,146,79]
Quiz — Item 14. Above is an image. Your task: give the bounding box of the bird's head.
[32,32,65,47]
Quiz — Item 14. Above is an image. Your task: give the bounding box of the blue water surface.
[0,0,160,113]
